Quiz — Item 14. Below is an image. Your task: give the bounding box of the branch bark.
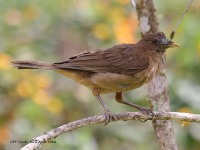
[21,112,200,150]
[134,0,178,149]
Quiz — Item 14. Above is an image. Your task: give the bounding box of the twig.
[21,111,200,150]
[170,0,194,40]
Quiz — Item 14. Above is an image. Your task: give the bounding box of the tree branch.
[21,112,200,150]
[134,0,178,149]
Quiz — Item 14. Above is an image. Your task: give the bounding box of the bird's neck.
[146,49,164,71]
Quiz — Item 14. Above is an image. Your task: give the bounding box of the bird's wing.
[53,44,149,75]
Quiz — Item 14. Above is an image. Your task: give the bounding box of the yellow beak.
[167,41,179,48]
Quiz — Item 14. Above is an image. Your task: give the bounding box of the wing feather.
[53,44,149,75]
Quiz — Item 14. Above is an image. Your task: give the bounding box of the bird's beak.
[166,41,179,48]
[161,39,179,48]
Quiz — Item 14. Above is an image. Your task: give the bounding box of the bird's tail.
[11,60,53,69]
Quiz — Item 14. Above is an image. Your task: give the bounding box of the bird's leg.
[93,88,117,125]
[115,92,154,118]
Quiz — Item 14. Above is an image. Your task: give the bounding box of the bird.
[11,32,179,125]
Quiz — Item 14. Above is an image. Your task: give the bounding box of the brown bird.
[11,32,178,124]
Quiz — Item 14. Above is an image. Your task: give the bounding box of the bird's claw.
[104,109,117,125]
[138,107,155,122]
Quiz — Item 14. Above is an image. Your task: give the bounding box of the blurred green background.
[0,0,200,150]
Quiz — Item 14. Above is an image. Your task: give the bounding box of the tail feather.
[11,60,53,69]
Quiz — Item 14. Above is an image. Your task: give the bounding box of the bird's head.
[139,32,179,53]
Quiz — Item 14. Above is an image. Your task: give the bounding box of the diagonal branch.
[21,111,200,150]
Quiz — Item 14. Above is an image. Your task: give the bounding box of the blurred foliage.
[0,0,200,150]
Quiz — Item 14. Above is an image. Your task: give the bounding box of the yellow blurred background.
[0,0,200,150]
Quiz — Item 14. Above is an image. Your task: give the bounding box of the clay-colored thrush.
[11,32,178,124]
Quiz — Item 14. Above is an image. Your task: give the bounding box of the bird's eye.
[157,33,162,37]
[152,39,157,44]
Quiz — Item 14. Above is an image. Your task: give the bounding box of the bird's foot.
[104,109,117,125]
[138,107,155,122]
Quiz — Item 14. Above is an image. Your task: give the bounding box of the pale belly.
[56,69,154,94]
[90,72,149,93]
